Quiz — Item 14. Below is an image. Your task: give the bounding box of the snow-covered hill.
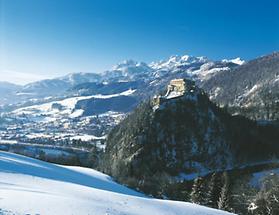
[0,151,233,215]
[11,89,136,121]
[0,89,136,145]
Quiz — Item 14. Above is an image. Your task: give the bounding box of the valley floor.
[0,151,233,215]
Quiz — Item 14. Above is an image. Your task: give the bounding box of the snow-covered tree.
[206,172,222,208]
[218,172,233,212]
[190,177,206,205]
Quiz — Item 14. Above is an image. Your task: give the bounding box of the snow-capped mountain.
[1,53,242,106]
[18,55,241,96]
[60,72,102,85]
[103,60,153,82]
[149,55,241,81]
[221,57,245,65]
[100,54,240,97]
[150,55,208,71]
[18,72,101,98]
[0,151,233,215]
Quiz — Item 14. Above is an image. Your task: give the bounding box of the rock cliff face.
[102,80,279,193]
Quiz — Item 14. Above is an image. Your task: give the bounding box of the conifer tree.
[206,172,222,208]
[190,177,206,205]
[218,172,232,212]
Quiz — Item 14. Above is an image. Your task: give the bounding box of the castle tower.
[165,79,186,97]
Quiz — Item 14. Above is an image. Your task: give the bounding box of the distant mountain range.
[1,54,240,98]
[1,52,278,122]
[20,72,102,97]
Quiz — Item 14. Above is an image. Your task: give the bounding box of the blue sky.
[0,0,278,84]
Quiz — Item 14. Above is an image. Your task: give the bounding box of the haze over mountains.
[0,54,242,104]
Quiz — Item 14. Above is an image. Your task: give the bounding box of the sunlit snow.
[0,151,234,215]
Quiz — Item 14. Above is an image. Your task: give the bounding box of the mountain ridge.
[201,52,279,120]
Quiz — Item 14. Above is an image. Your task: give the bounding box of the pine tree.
[190,177,206,205]
[206,172,222,208]
[218,172,233,212]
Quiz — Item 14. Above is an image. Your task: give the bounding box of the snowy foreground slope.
[0,151,233,215]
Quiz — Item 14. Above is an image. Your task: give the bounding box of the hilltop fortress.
[166,79,187,97]
[152,79,196,108]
